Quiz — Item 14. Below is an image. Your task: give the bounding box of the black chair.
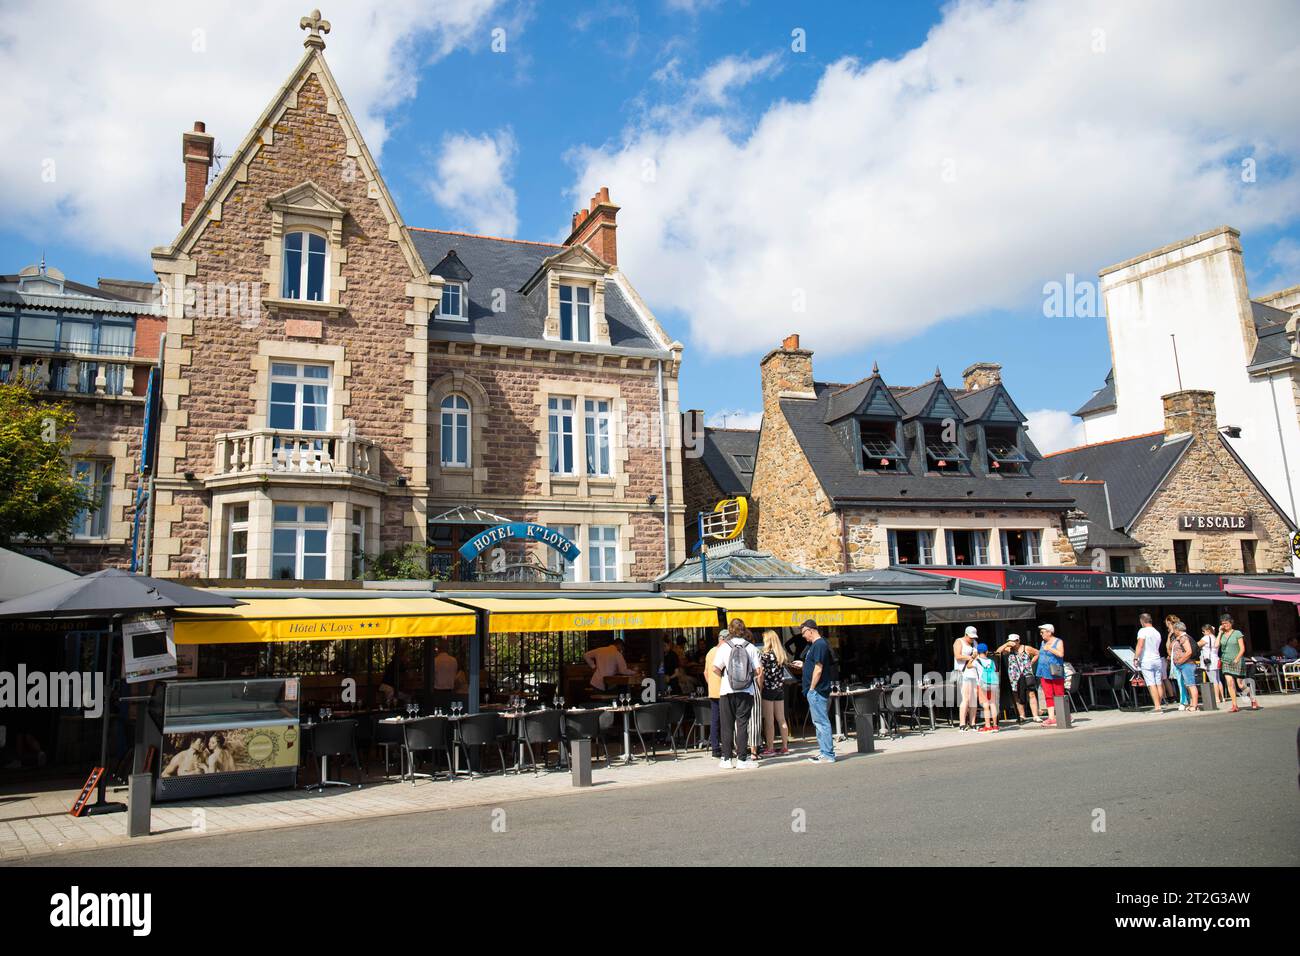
[521,709,564,773]
[307,719,362,792]
[632,702,678,761]
[665,698,688,745]
[375,716,404,778]
[563,710,609,766]
[401,716,453,785]
[353,714,376,773]
[686,699,713,750]
[456,712,511,778]
[597,707,621,760]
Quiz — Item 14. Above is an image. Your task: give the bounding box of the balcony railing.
[0,349,152,397]
[213,428,380,481]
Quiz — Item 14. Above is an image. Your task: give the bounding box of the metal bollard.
[570,739,592,787]
[1053,694,1073,728]
[127,773,152,838]
[1199,682,1217,711]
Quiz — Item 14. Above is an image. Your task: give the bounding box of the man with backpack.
[711,620,764,769]
[800,620,838,764]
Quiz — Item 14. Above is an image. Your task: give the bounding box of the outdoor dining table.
[828,687,878,740]
[1075,668,1124,710]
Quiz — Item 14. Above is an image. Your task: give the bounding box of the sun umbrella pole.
[84,618,126,816]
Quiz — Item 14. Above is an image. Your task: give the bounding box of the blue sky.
[4,0,1299,450]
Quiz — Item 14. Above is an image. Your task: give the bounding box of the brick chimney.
[962,361,1002,391]
[181,121,214,226]
[760,334,815,412]
[565,186,620,266]
[1161,388,1218,440]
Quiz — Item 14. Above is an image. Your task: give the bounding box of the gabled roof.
[823,370,904,423]
[957,383,1027,423]
[1057,480,1142,550]
[1074,368,1116,417]
[1041,431,1192,530]
[699,427,759,495]
[779,381,1076,508]
[895,376,966,421]
[408,229,664,351]
[429,249,473,283]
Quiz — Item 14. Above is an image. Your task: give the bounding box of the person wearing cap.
[973,644,1001,732]
[1034,623,1067,726]
[703,629,728,759]
[952,626,981,731]
[994,634,1042,724]
[799,620,838,763]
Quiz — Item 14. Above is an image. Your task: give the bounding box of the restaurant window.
[226,504,249,578]
[923,423,968,473]
[548,396,576,474]
[440,394,471,467]
[588,525,619,582]
[1173,538,1190,574]
[559,284,592,342]
[547,524,578,582]
[985,425,1029,475]
[1000,529,1042,566]
[282,230,328,302]
[888,529,934,565]
[860,421,903,471]
[269,362,330,431]
[1109,555,1128,573]
[272,504,329,580]
[71,459,112,539]
[440,281,466,320]
[351,507,367,579]
[584,398,612,476]
[945,529,989,566]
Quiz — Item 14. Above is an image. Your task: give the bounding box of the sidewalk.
[4,693,1295,861]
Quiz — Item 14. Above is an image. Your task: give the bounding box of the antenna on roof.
[210,141,232,183]
[1170,334,1184,390]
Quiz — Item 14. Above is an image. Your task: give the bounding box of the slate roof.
[1056,480,1142,549]
[1040,431,1192,531]
[1249,319,1295,369]
[699,427,759,495]
[1074,368,1116,416]
[780,381,1076,508]
[407,229,662,351]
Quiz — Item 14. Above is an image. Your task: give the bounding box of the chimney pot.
[962,361,1003,391]
[782,333,800,351]
[180,120,215,226]
[1161,389,1218,440]
[565,187,619,266]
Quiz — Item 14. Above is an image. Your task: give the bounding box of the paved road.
[12,708,1300,866]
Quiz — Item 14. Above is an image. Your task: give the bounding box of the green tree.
[0,381,94,544]
[361,542,447,581]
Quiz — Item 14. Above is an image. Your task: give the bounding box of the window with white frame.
[71,460,112,539]
[272,504,329,580]
[282,231,328,302]
[584,399,612,476]
[439,281,466,320]
[548,396,576,474]
[351,507,367,580]
[559,284,592,342]
[269,362,330,431]
[888,529,934,566]
[945,529,989,566]
[226,504,249,578]
[1000,529,1042,566]
[587,525,619,582]
[440,394,471,467]
[547,524,578,582]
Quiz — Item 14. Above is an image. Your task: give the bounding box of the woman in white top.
[1197,623,1223,706]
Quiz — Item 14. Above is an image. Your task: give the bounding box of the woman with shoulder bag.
[1169,622,1200,711]
[758,630,791,755]
[1034,623,1067,726]
[995,634,1041,723]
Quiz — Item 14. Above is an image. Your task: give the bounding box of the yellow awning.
[679,594,897,628]
[448,596,719,634]
[172,598,477,645]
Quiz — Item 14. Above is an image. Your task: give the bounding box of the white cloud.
[1025,409,1086,455]
[570,0,1300,357]
[694,53,782,107]
[427,130,520,236]
[1263,237,1300,290]
[706,408,763,430]
[0,0,501,259]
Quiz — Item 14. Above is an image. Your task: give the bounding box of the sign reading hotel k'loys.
[1178,513,1252,532]
[458,522,581,563]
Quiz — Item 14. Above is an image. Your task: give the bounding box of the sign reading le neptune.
[458,523,581,563]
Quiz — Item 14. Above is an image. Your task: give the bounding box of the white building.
[1075,227,1300,547]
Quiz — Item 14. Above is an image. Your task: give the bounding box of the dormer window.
[860,420,903,471]
[440,281,466,320]
[559,284,592,342]
[282,231,328,302]
[985,425,1029,475]
[923,423,968,472]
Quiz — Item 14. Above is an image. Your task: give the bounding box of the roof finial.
[872,360,879,375]
[300,9,331,50]
[935,366,942,379]
[39,250,46,274]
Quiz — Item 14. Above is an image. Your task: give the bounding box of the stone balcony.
[0,348,154,399]
[208,427,383,490]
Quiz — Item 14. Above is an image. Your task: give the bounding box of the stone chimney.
[1161,388,1218,440]
[760,334,815,412]
[962,361,1002,391]
[565,186,620,266]
[181,121,214,226]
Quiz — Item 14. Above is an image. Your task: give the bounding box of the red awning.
[1225,589,1300,606]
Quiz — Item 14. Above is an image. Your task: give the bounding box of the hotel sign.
[1178,514,1252,532]
[458,522,581,564]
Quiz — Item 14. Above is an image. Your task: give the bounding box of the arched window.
[440,393,471,467]
[282,230,328,301]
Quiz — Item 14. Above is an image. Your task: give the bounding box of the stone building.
[1044,388,1296,576]
[1,262,163,572]
[732,334,1079,574]
[15,13,685,585]
[680,415,758,550]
